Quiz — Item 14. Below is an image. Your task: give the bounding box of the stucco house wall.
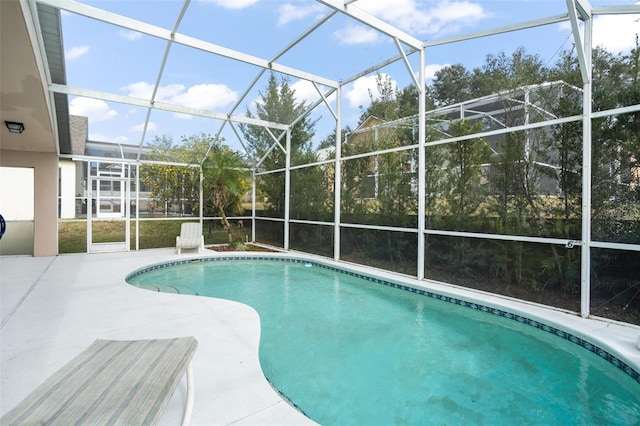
[0,149,58,256]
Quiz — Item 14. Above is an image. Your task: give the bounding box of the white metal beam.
[341,47,416,87]
[424,229,581,248]
[24,0,60,156]
[341,13,570,89]
[137,0,191,161]
[316,0,423,50]
[211,8,339,165]
[591,241,640,252]
[215,9,337,140]
[424,14,569,47]
[284,130,291,250]
[49,83,290,130]
[575,0,593,19]
[264,127,287,154]
[255,132,287,170]
[227,122,250,157]
[37,0,339,89]
[251,174,257,243]
[271,10,338,64]
[579,10,593,319]
[394,37,420,89]
[312,82,337,121]
[334,86,342,261]
[593,5,640,14]
[566,0,591,85]
[417,48,426,280]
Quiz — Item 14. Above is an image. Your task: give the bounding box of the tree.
[240,73,319,218]
[317,125,353,151]
[397,84,425,117]
[429,64,472,106]
[546,48,583,232]
[358,73,399,123]
[140,133,251,246]
[589,43,640,242]
[347,73,420,224]
[202,143,251,244]
[140,134,209,216]
[469,48,549,99]
[444,120,491,224]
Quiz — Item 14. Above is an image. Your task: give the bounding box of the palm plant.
[202,144,251,244]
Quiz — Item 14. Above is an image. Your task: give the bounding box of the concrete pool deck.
[1,249,316,426]
[2,249,640,425]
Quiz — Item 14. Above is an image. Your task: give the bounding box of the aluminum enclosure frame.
[29,0,640,319]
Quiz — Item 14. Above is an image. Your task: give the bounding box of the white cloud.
[69,97,117,122]
[278,3,324,26]
[290,80,319,105]
[171,83,238,109]
[558,11,639,54]
[66,45,90,60]
[333,24,380,45]
[199,0,258,9]
[122,82,185,100]
[290,80,336,106]
[344,74,397,108]
[122,82,155,99]
[592,12,639,53]
[121,82,237,110]
[119,30,142,41]
[130,122,157,132]
[356,0,429,30]
[246,80,335,115]
[354,0,489,36]
[173,112,195,120]
[429,1,487,31]
[88,133,129,144]
[424,63,449,81]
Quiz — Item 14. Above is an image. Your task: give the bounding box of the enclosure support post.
[86,162,92,254]
[284,129,291,251]
[135,163,139,251]
[417,48,426,280]
[199,166,204,229]
[334,86,342,261]
[568,0,594,318]
[251,171,256,243]
[580,22,593,318]
[125,163,131,252]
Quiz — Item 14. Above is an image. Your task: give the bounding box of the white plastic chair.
[176,222,204,254]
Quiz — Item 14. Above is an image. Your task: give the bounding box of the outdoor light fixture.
[5,121,25,134]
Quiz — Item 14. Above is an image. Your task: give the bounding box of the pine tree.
[239,73,320,218]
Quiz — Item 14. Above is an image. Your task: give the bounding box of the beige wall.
[0,149,58,256]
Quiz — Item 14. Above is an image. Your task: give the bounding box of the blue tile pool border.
[127,255,640,385]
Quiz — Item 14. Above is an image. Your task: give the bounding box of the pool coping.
[1,250,319,426]
[127,251,640,386]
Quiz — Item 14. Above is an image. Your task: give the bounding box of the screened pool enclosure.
[35,0,639,325]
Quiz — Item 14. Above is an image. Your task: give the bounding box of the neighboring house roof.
[84,140,155,161]
[316,146,334,161]
[355,115,387,132]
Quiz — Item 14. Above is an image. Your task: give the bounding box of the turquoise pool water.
[128,258,640,425]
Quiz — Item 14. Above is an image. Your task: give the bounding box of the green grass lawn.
[59,219,242,254]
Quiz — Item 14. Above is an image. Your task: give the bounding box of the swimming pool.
[127,255,640,424]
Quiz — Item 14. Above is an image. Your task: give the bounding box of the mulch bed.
[207,244,282,252]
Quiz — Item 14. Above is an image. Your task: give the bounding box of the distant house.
[343,115,418,199]
[58,115,156,219]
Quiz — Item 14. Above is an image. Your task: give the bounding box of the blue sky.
[59,0,640,153]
